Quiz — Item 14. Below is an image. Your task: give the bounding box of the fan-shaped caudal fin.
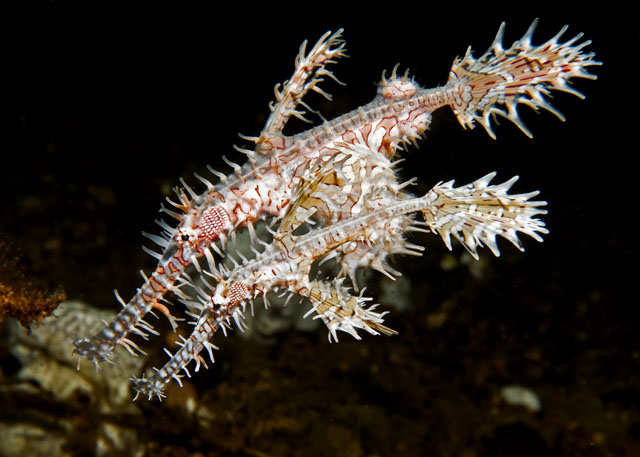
[448,19,600,139]
[422,172,548,259]
[252,29,347,153]
[305,280,397,342]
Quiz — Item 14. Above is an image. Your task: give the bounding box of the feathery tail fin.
[422,172,548,259]
[448,19,600,138]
